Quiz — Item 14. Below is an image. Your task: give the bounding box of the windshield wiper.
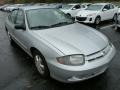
[30,22,74,30]
[30,25,50,30]
[50,22,74,27]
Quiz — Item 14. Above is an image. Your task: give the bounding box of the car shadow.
[79,20,115,30]
[29,69,111,90]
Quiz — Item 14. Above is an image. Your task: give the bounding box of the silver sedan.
[5,6,116,83]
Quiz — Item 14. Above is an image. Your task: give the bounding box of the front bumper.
[48,44,116,83]
[76,16,96,24]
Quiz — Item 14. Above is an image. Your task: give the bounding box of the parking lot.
[0,10,120,90]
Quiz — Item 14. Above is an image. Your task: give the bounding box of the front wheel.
[33,50,50,78]
[113,14,117,23]
[114,25,120,31]
[95,17,101,25]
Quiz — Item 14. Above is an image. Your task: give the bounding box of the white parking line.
[100,24,115,30]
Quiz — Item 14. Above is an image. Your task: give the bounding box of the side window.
[15,10,24,25]
[103,5,110,10]
[87,4,91,7]
[73,5,81,9]
[81,5,85,8]
[110,4,114,9]
[9,10,18,23]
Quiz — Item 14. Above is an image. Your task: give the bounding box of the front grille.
[76,16,87,21]
[87,45,111,62]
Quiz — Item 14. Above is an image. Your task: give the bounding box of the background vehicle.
[33,3,46,6]
[4,4,24,12]
[81,3,92,9]
[43,3,62,9]
[115,8,120,31]
[60,3,85,17]
[76,3,118,24]
[0,4,10,11]
[5,6,116,83]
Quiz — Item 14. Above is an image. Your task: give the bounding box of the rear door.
[109,4,117,19]
[101,4,111,20]
[13,9,28,51]
[6,9,18,37]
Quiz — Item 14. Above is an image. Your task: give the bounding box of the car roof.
[18,5,56,10]
[68,3,80,6]
[92,3,111,5]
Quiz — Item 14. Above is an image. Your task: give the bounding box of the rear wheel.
[95,16,101,25]
[32,50,50,78]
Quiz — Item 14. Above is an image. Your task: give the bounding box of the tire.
[114,25,118,31]
[115,25,120,31]
[95,16,101,25]
[32,50,50,78]
[113,14,117,23]
[6,30,16,46]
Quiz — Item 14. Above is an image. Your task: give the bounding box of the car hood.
[32,23,108,56]
[60,9,70,13]
[77,10,99,17]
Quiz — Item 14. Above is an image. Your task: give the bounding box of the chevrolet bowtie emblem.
[101,51,106,56]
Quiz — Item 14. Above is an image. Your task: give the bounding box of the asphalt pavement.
[0,11,120,90]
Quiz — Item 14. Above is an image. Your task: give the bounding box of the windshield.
[62,4,73,9]
[26,9,74,30]
[86,5,103,11]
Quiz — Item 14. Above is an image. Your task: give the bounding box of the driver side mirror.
[102,8,107,11]
[15,24,26,30]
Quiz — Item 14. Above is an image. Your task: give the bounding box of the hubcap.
[96,18,100,24]
[35,55,45,75]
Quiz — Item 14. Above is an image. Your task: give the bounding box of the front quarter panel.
[27,31,64,62]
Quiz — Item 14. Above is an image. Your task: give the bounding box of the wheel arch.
[30,47,50,77]
[96,15,101,18]
[30,47,45,60]
[66,13,71,16]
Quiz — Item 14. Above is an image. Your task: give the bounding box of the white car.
[4,4,24,11]
[60,4,85,17]
[115,8,120,30]
[76,3,118,24]
[81,3,92,9]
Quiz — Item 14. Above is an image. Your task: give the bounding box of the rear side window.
[9,10,18,23]
[15,10,25,25]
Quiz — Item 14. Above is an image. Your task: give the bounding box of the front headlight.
[57,55,85,66]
